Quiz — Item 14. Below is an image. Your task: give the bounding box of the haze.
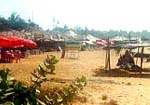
[0,0,150,31]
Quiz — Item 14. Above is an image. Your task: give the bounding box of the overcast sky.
[0,0,150,31]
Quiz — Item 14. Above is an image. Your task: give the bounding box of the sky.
[0,0,150,31]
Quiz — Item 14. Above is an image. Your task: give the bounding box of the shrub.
[38,76,87,105]
[0,68,40,105]
[0,55,87,105]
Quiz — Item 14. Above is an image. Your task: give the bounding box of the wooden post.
[136,47,140,65]
[105,48,108,70]
[140,46,144,74]
[61,41,66,58]
[108,38,111,70]
[105,37,111,71]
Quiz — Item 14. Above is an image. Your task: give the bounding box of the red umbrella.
[96,40,108,46]
[23,39,37,48]
[0,35,37,48]
[0,35,11,47]
[6,36,24,48]
[96,40,115,46]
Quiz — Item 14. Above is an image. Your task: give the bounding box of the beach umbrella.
[96,40,108,46]
[96,40,115,46]
[6,36,24,48]
[7,36,37,48]
[0,35,11,47]
[23,39,37,48]
[0,35,37,48]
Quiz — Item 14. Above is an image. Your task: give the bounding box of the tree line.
[1,13,150,40]
[52,25,150,40]
[0,13,39,31]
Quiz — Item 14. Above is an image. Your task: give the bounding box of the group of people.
[117,50,135,69]
[0,50,22,63]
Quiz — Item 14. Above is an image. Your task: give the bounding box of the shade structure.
[96,40,115,46]
[23,39,37,48]
[6,36,24,48]
[0,35,11,47]
[7,36,37,48]
[0,35,37,48]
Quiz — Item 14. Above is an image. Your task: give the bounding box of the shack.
[64,41,81,59]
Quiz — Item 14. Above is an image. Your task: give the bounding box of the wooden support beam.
[140,46,144,74]
[136,47,140,65]
[105,37,111,71]
[105,49,108,70]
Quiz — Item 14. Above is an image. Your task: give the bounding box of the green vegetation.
[1,13,150,40]
[39,76,87,105]
[0,55,87,105]
[43,55,58,74]
[0,12,39,31]
[51,25,150,40]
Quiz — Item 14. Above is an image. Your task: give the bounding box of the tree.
[0,13,41,32]
[8,13,28,31]
[63,24,69,33]
[84,27,89,35]
[0,17,10,31]
[28,19,39,29]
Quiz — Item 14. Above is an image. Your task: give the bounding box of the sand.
[1,50,150,105]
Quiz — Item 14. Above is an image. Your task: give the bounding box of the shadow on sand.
[93,68,150,78]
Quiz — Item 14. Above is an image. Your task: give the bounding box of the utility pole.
[32,11,34,22]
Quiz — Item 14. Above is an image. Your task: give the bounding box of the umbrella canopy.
[6,36,24,48]
[23,39,37,48]
[0,35,37,48]
[96,40,115,46]
[6,36,37,48]
[0,35,11,47]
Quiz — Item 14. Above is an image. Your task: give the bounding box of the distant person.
[14,50,21,63]
[117,50,135,69]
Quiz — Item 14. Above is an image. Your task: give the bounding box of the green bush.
[38,76,87,105]
[0,55,87,105]
[0,68,39,105]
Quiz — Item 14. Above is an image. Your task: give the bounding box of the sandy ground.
[1,50,150,105]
